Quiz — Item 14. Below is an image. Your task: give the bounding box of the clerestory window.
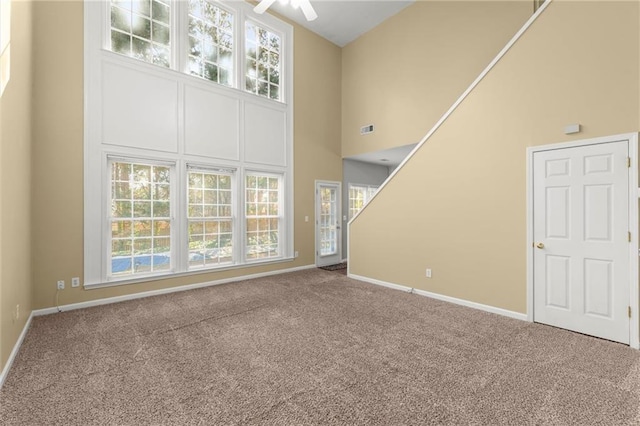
[107,0,284,101]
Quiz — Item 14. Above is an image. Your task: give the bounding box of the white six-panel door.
[533,141,629,344]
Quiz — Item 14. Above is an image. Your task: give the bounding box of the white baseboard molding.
[33,264,316,316]
[0,312,35,389]
[348,273,528,322]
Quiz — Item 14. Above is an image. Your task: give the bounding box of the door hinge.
[628,157,632,168]
[629,231,632,242]
[629,306,632,318]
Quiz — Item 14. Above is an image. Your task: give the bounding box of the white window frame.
[186,164,237,270]
[348,184,379,220]
[243,170,285,262]
[84,0,294,288]
[101,0,288,102]
[243,17,283,101]
[107,156,177,281]
[184,0,236,87]
[107,0,173,68]
[0,0,10,97]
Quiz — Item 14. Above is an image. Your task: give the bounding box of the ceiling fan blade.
[299,0,318,21]
[254,0,278,15]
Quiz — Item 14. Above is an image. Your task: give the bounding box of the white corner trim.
[628,135,639,350]
[0,312,34,390]
[348,0,552,227]
[348,274,528,322]
[526,146,535,322]
[33,264,316,316]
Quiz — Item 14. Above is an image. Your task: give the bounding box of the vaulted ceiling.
[267,0,414,46]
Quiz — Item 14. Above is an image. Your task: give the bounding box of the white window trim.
[0,0,11,96]
[185,165,237,270]
[84,0,294,289]
[0,0,9,53]
[100,0,289,102]
[181,0,236,86]
[106,156,178,281]
[243,170,286,262]
[243,17,283,101]
[348,183,379,220]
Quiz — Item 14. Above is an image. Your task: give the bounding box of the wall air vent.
[360,124,374,135]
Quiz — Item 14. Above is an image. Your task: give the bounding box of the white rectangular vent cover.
[360,124,374,135]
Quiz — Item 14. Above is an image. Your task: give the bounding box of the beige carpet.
[1,269,639,425]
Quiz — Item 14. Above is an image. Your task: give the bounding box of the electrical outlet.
[294,251,299,258]
[71,277,80,288]
[15,304,19,321]
[57,280,65,290]
[426,268,432,278]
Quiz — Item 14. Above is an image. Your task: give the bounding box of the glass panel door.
[315,181,341,267]
[320,187,337,256]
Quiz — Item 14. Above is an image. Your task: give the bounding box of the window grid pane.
[110,0,171,68]
[188,0,233,86]
[319,187,337,256]
[110,161,172,277]
[245,21,280,100]
[187,170,234,268]
[349,184,378,219]
[246,174,280,260]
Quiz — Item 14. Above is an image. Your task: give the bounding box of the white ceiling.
[268,0,415,47]
[346,143,417,167]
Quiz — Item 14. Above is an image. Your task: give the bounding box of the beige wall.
[341,1,532,158]
[349,0,640,313]
[30,1,341,309]
[0,0,33,368]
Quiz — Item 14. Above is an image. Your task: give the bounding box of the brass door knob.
[535,242,545,249]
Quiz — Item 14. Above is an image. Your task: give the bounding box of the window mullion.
[236,8,244,90]
[236,168,245,264]
[173,160,185,273]
[171,0,182,72]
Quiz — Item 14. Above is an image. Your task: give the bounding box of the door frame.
[526,133,639,349]
[314,180,342,267]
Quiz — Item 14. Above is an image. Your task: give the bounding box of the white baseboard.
[0,312,34,389]
[34,264,317,316]
[348,273,528,322]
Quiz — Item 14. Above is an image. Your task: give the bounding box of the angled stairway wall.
[341,0,531,158]
[348,0,640,314]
